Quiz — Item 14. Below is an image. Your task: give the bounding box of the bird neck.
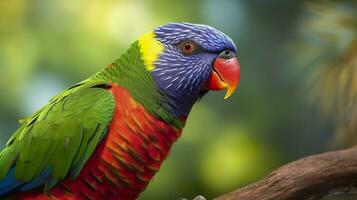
[92,41,185,129]
[160,91,205,117]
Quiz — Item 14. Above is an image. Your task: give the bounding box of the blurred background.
[0,0,356,199]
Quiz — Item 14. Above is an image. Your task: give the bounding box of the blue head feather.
[152,22,237,117]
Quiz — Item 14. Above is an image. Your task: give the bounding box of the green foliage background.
[0,0,355,199]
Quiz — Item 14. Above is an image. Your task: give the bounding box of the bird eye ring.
[180,40,197,55]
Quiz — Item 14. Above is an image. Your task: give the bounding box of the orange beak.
[203,53,240,99]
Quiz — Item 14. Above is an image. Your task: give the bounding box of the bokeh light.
[0,1,354,199]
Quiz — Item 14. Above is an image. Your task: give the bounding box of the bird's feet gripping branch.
[0,22,240,200]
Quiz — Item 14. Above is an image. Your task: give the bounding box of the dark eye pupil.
[185,44,191,51]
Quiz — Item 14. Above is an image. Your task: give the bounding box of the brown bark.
[215,147,357,200]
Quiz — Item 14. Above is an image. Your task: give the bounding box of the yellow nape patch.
[138,32,164,71]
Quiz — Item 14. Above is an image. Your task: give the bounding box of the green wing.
[0,81,115,187]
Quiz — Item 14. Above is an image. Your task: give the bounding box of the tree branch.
[215,147,357,200]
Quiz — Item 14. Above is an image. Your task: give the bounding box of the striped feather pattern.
[14,85,183,200]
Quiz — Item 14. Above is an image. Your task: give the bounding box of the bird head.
[138,22,240,117]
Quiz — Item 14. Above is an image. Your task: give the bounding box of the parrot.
[0,22,240,200]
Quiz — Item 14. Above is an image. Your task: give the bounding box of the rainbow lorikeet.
[0,22,240,199]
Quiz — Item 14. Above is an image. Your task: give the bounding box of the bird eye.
[180,40,197,55]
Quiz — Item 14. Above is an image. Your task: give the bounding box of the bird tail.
[0,168,23,196]
[0,167,51,196]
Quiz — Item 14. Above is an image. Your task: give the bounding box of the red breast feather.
[15,85,183,200]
